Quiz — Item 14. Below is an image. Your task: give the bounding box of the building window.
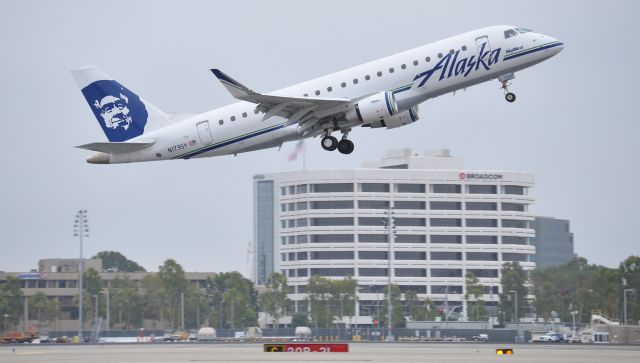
[466,219,498,228]
[432,184,461,193]
[466,235,497,244]
[502,219,528,228]
[311,251,354,260]
[430,218,462,227]
[358,217,385,226]
[359,251,388,260]
[311,183,354,193]
[467,269,498,278]
[296,218,308,227]
[394,201,425,210]
[502,236,528,245]
[431,251,463,260]
[297,268,308,277]
[503,253,528,262]
[395,218,426,226]
[359,268,388,277]
[396,183,425,193]
[296,234,308,244]
[431,235,462,244]
[296,201,308,210]
[431,268,462,277]
[395,251,426,260]
[395,268,427,277]
[432,285,462,294]
[296,184,308,194]
[466,252,498,261]
[358,200,390,209]
[396,234,426,243]
[310,217,354,226]
[466,202,497,211]
[399,285,427,293]
[430,201,462,210]
[502,203,526,212]
[503,185,526,195]
[310,234,354,243]
[360,183,390,192]
[310,200,354,209]
[310,268,354,277]
[468,185,497,194]
[359,234,388,243]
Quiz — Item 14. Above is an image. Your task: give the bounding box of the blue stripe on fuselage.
[504,42,564,61]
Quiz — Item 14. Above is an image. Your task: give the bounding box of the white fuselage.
[107,25,563,164]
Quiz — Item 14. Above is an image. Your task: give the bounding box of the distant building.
[253,149,536,323]
[530,217,575,268]
[0,258,216,331]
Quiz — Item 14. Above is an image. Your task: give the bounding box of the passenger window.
[327,86,332,92]
[254,109,259,114]
[413,60,418,66]
[303,93,308,97]
[437,53,443,58]
[353,78,358,84]
[389,67,394,73]
[401,64,406,69]
[449,49,455,54]
[425,57,431,62]
[365,75,371,80]
[377,71,382,77]
[504,29,518,39]
[218,119,223,125]
[315,90,320,95]
[462,45,467,51]
[231,116,236,121]
[341,82,346,88]
[242,112,247,118]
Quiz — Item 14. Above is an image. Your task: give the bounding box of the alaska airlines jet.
[72,26,563,164]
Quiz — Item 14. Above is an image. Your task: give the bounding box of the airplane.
[72,25,563,164]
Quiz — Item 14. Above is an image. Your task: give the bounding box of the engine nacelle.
[346,91,419,129]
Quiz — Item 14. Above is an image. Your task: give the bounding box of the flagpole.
[302,140,307,170]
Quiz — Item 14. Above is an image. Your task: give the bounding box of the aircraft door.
[475,35,492,62]
[196,120,213,144]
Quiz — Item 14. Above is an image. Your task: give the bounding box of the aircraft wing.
[211,69,353,135]
[76,141,156,154]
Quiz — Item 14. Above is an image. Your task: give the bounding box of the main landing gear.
[499,73,516,103]
[321,129,354,154]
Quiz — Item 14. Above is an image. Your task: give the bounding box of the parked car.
[196,327,217,341]
[472,334,489,342]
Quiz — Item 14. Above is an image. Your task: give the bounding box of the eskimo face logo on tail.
[413,43,501,88]
[81,80,148,142]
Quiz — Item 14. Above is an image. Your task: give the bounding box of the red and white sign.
[284,343,349,352]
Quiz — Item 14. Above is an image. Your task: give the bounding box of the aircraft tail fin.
[71,66,172,142]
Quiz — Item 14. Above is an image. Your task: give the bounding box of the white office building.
[253,149,535,322]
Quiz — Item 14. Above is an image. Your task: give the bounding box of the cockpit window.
[515,28,533,33]
[504,29,518,39]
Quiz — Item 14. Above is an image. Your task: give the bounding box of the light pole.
[571,310,578,339]
[101,289,110,331]
[3,314,8,334]
[623,289,634,325]
[385,208,395,342]
[181,292,185,331]
[74,210,89,342]
[93,295,99,320]
[509,290,518,323]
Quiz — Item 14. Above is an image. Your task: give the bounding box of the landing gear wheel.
[337,139,354,154]
[505,92,516,103]
[321,136,338,151]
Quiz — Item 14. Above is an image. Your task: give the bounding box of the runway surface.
[1,342,639,362]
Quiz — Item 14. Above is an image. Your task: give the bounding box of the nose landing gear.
[499,73,516,103]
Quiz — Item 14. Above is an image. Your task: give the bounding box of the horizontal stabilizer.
[76,141,155,154]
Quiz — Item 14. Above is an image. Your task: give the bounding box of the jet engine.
[345,91,419,129]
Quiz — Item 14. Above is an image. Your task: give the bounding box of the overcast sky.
[1,0,638,274]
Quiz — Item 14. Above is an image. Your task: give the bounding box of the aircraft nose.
[538,34,564,56]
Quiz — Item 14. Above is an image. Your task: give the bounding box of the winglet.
[210,69,254,100]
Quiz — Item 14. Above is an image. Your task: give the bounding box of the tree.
[82,268,103,321]
[94,251,146,272]
[205,272,258,330]
[330,276,358,323]
[291,313,309,328]
[109,275,143,329]
[258,272,290,327]
[620,255,640,323]
[381,283,405,328]
[465,272,486,321]
[140,274,168,329]
[304,275,333,328]
[499,262,528,324]
[158,259,189,330]
[405,290,435,321]
[0,277,23,329]
[29,292,58,323]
